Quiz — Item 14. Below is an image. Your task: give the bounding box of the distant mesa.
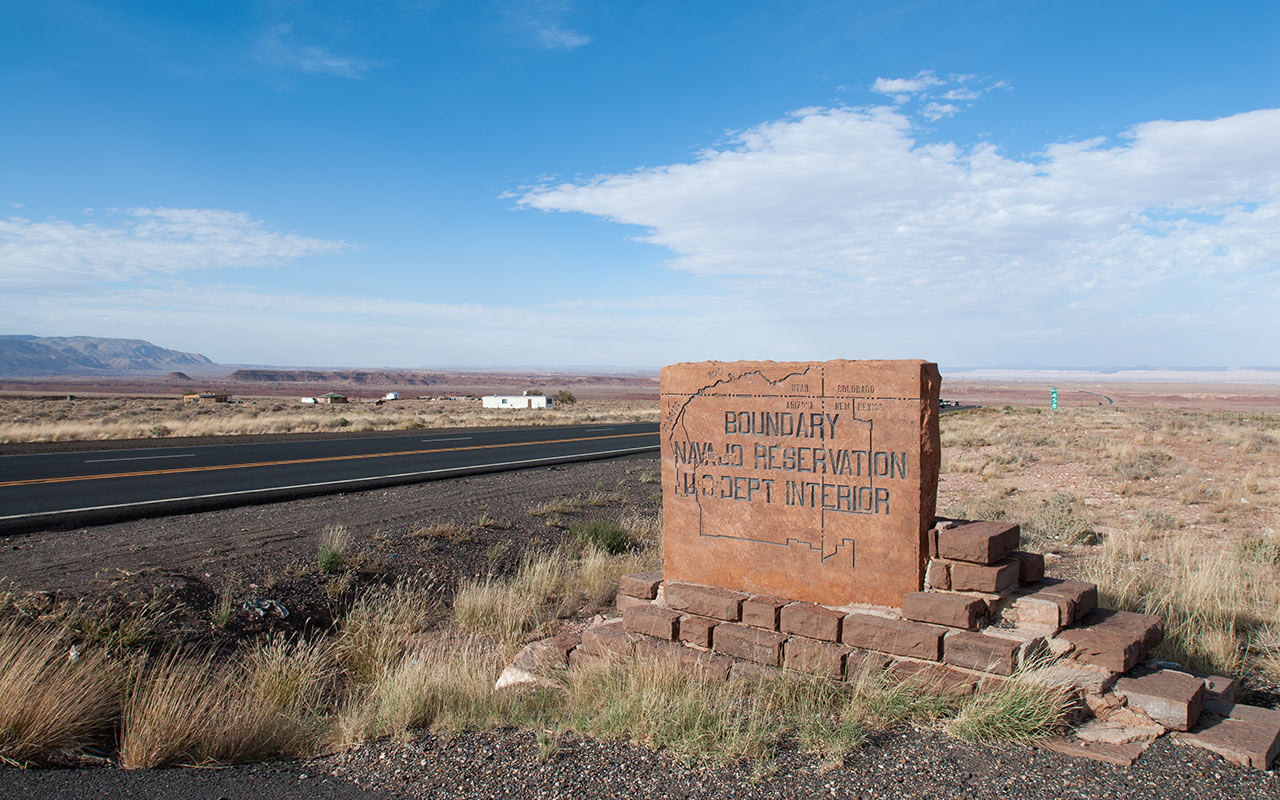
[165,371,193,381]
[0,335,213,377]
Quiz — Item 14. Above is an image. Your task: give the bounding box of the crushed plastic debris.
[243,596,289,618]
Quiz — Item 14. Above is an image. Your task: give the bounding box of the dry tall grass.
[0,621,119,764]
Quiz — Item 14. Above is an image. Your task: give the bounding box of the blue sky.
[2,1,1278,369]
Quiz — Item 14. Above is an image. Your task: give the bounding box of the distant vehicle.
[300,397,317,404]
[384,392,400,400]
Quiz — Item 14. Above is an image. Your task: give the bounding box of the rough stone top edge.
[660,358,938,373]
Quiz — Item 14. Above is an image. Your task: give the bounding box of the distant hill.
[0,335,213,376]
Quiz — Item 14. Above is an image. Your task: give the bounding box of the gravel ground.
[3,727,1276,799]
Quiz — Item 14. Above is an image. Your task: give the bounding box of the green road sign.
[1050,387,1058,410]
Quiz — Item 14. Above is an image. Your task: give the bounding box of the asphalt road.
[0,422,658,533]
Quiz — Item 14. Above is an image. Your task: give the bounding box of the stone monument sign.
[660,359,941,607]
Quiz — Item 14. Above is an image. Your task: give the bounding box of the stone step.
[1058,608,1162,673]
[933,520,1020,565]
[1174,714,1280,770]
[1113,668,1205,731]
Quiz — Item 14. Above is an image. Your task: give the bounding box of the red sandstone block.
[925,559,951,591]
[618,570,664,599]
[1115,669,1205,731]
[712,623,787,666]
[845,649,894,680]
[664,581,747,621]
[730,659,776,683]
[842,614,944,660]
[623,605,681,641]
[1009,551,1045,583]
[780,603,845,642]
[1176,715,1280,770]
[635,637,732,682]
[889,660,979,695]
[936,521,1020,564]
[1038,579,1099,619]
[783,636,849,679]
[1060,609,1163,673]
[741,595,787,630]
[942,631,1020,676]
[950,560,1019,593]
[616,594,652,612]
[678,614,718,649]
[580,619,633,659]
[902,591,983,630]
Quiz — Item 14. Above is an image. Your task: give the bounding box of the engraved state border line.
[0,432,657,488]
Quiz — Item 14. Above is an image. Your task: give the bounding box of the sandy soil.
[943,380,1280,412]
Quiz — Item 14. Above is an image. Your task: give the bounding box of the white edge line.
[0,445,659,522]
[84,453,198,464]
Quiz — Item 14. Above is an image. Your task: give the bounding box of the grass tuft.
[317,525,351,573]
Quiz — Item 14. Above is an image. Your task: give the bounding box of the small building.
[183,391,229,404]
[384,392,400,401]
[317,392,348,405]
[482,390,554,409]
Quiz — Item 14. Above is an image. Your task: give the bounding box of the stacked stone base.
[500,519,1280,771]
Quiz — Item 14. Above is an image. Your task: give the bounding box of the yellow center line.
[0,431,657,488]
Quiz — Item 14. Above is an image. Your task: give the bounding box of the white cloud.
[505,1,591,50]
[254,23,374,79]
[922,102,959,121]
[517,105,1280,364]
[0,208,346,288]
[871,71,945,95]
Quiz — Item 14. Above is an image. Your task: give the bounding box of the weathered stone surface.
[1039,735,1152,766]
[783,636,849,679]
[712,622,787,666]
[935,521,1019,565]
[618,570,664,599]
[888,661,979,695]
[661,360,941,608]
[616,594,653,612]
[580,619,633,659]
[1008,592,1071,631]
[623,605,681,641]
[1114,669,1205,731]
[1023,661,1118,695]
[663,581,747,621]
[495,631,582,690]
[1060,609,1163,673]
[1074,718,1164,745]
[1175,716,1280,770]
[842,614,944,660]
[635,637,733,682]
[942,631,1019,676]
[1009,551,1045,583]
[678,614,718,649]
[779,603,845,642]
[1037,579,1099,620]
[950,560,1019,593]
[901,591,983,630]
[924,559,950,590]
[741,595,787,630]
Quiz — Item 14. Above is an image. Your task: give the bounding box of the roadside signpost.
[1050,387,1059,410]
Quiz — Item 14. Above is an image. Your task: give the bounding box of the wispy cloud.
[254,22,375,78]
[871,71,945,95]
[505,0,591,50]
[0,208,346,288]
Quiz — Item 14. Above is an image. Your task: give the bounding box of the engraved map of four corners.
[663,364,888,569]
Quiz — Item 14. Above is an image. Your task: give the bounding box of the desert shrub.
[1113,448,1173,480]
[1025,492,1097,545]
[570,520,633,555]
[317,525,350,573]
